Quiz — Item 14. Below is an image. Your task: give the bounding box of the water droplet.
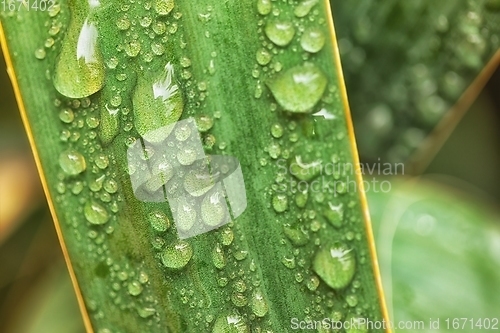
[256,48,272,65]
[212,243,226,269]
[59,108,74,123]
[125,40,141,57]
[133,63,184,142]
[94,153,109,169]
[220,228,234,246]
[231,292,248,307]
[270,123,283,138]
[272,194,288,213]
[195,115,214,132]
[84,200,109,225]
[306,275,320,291]
[233,250,248,261]
[172,198,196,232]
[267,63,327,113]
[324,202,343,228]
[137,307,156,318]
[53,4,105,98]
[184,169,215,197]
[212,314,249,333]
[265,21,295,47]
[346,294,358,307]
[149,211,170,232]
[294,0,318,17]
[295,190,308,208]
[161,240,193,269]
[177,148,197,165]
[35,48,46,60]
[313,243,356,289]
[283,226,309,246]
[99,104,120,146]
[201,191,227,227]
[59,150,86,175]
[116,16,130,30]
[127,280,143,296]
[300,27,325,53]
[282,255,296,269]
[155,0,174,16]
[257,0,271,15]
[251,289,268,317]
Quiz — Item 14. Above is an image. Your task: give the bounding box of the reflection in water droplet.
[313,244,356,290]
[264,21,295,47]
[133,63,184,142]
[59,150,86,175]
[161,240,193,269]
[267,63,327,113]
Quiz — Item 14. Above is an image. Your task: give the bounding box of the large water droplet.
[313,243,356,289]
[133,63,184,142]
[161,240,193,269]
[59,150,86,175]
[84,200,109,225]
[212,314,249,333]
[250,289,268,317]
[264,21,295,47]
[300,27,325,53]
[267,63,327,113]
[53,2,104,98]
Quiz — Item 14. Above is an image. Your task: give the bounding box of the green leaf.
[1,0,386,332]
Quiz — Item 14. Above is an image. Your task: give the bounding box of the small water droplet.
[155,0,174,16]
[282,255,296,269]
[267,63,327,113]
[265,21,295,47]
[137,307,156,318]
[300,27,325,53]
[35,48,46,59]
[59,150,86,175]
[59,108,74,123]
[149,211,170,232]
[231,292,248,307]
[195,115,214,132]
[270,123,283,138]
[256,48,272,65]
[161,240,193,269]
[127,281,143,296]
[201,191,227,227]
[257,0,272,15]
[220,228,234,246]
[283,226,309,246]
[272,194,288,212]
[324,202,343,228]
[212,314,249,333]
[313,243,356,290]
[251,289,268,317]
[84,200,109,225]
[212,243,226,269]
[294,0,318,17]
[306,275,320,291]
[125,40,141,57]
